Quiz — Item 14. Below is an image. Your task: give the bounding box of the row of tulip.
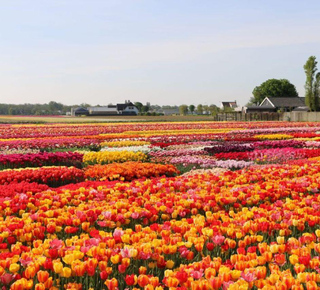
[0,153,180,187]
[215,147,320,163]
[100,145,156,154]
[253,133,294,140]
[0,152,84,170]
[149,148,207,157]
[229,125,320,135]
[83,151,148,165]
[170,155,254,169]
[0,181,49,198]
[100,140,150,148]
[150,140,310,152]
[0,148,40,155]
[0,166,85,187]
[84,162,179,181]
[0,138,101,150]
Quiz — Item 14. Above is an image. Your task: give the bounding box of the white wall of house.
[88,107,118,114]
[85,104,139,115]
[88,107,116,112]
[122,106,139,114]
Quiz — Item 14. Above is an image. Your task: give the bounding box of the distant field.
[0,114,217,123]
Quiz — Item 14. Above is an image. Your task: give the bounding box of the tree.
[189,105,195,114]
[203,105,209,114]
[162,105,178,109]
[141,105,150,113]
[48,101,63,113]
[8,107,17,115]
[249,79,298,105]
[304,56,320,111]
[223,106,234,113]
[208,104,219,115]
[134,102,143,113]
[179,105,188,115]
[197,104,203,115]
[79,103,91,108]
[315,74,320,110]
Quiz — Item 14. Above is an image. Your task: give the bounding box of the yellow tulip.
[53,261,63,274]
[9,263,20,273]
[166,260,175,269]
[62,267,72,278]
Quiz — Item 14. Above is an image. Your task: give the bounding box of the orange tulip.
[205,268,216,279]
[166,277,180,287]
[105,278,118,290]
[209,277,222,289]
[290,286,301,290]
[138,274,150,288]
[274,282,288,290]
[24,266,36,279]
[34,283,46,290]
[44,277,53,289]
[139,266,147,274]
[149,277,159,287]
[306,281,318,290]
[283,276,295,289]
[294,264,306,274]
[11,278,33,290]
[37,270,49,283]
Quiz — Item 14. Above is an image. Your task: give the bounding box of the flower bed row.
[0,152,83,170]
[84,162,179,181]
[0,160,180,188]
[0,182,49,198]
[83,151,148,165]
[214,148,320,163]
[0,138,101,150]
[0,166,85,187]
[100,140,150,148]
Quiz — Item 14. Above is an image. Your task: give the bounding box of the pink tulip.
[241,271,257,282]
[0,273,14,285]
[50,239,63,249]
[212,235,225,245]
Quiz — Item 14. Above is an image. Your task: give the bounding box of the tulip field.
[4,121,320,289]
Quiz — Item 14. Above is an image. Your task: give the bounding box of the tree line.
[0,101,225,116]
[137,103,226,116]
[178,104,225,116]
[0,101,73,115]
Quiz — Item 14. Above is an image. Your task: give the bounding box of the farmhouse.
[71,107,89,116]
[246,97,307,113]
[161,108,180,115]
[71,101,139,116]
[221,101,238,110]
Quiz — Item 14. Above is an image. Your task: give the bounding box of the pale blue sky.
[0,0,319,106]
